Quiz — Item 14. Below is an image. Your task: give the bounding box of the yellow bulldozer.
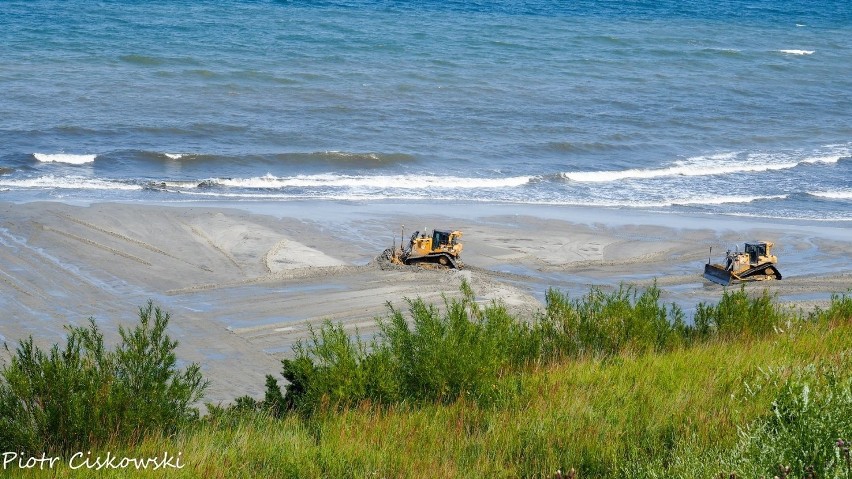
[703,240,782,286]
[385,227,463,269]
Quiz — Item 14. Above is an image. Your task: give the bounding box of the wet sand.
[0,201,850,403]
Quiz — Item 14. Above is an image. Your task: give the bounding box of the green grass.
[4,286,852,478]
[14,317,852,478]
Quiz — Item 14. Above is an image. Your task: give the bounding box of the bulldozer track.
[463,264,540,282]
[57,213,176,259]
[0,268,33,297]
[58,213,213,272]
[164,265,367,295]
[39,224,152,266]
[187,223,244,273]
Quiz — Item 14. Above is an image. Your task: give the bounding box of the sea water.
[1,1,850,221]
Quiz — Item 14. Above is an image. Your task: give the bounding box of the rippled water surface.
[1,1,850,220]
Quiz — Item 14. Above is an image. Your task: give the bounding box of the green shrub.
[376,292,523,403]
[276,320,386,412]
[695,287,792,339]
[811,292,852,324]
[266,282,843,415]
[0,301,207,454]
[540,283,688,357]
[273,280,536,412]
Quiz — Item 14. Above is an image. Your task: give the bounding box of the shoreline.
[21,197,852,231]
[0,199,849,402]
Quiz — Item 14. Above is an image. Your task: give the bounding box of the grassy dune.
[5,287,852,478]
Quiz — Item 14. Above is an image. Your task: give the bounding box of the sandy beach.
[0,200,849,403]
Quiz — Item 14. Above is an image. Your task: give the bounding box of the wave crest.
[195,173,532,189]
[561,149,846,183]
[0,175,141,190]
[33,153,96,165]
[810,190,852,200]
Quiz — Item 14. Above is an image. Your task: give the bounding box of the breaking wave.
[561,149,845,183]
[809,190,852,200]
[33,153,97,165]
[0,175,141,190]
[668,194,787,206]
[151,184,785,209]
[105,150,419,168]
[547,194,788,209]
[184,173,533,189]
[147,190,787,209]
[778,49,814,55]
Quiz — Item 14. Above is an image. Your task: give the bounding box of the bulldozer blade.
[703,264,738,286]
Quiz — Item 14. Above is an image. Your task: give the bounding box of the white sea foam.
[517,195,787,208]
[165,186,786,210]
[33,153,96,164]
[172,189,634,205]
[157,180,201,188]
[801,155,844,164]
[810,190,852,200]
[170,189,436,202]
[779,49,814,55]
[725,211,852,222]
[561,148,845,183]
[324,150,380,160]
[562,157,797,182]
[164,153,184,159]
[0,175,141,190]
[577,194,786,208]
[206,173,532,189]
[415,193,787,209]
[669,194,787,206]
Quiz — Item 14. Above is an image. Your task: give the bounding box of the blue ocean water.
[1,1,850,220]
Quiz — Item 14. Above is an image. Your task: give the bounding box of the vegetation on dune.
[2,284,851,478]
[0,301,207,455]
[260,283,822,414]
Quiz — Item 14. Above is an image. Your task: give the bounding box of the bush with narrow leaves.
[0,301,207,454]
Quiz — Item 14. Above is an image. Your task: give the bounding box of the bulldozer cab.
[432,230,451,249]
[744,241,773,264]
